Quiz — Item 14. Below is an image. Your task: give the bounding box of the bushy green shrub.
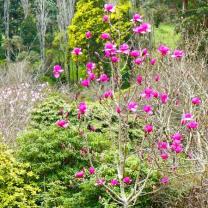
[0,142,39,207]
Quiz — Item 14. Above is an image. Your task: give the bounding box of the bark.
[56,0,76,83]
[182,0,189,12]
[20,0,29,18]
[35,0,49,71]
[4,0,10,62]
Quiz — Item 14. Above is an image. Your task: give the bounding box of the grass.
[153,23,181,49]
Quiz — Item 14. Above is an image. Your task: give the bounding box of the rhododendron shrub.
[56,5,207,208]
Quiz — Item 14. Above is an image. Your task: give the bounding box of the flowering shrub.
[55,3,208,207]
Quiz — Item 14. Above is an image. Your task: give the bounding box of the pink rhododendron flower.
[53,65,64,78]
[160,176,169,185]
[128,102,138,112]
[136,75,143,85]
[171,133,182,141]
[96,179,105,186]
[110,179,119,186]
[133,23,151,34]
[160,152,169,160]
[72,47,82,55]
[160,93,169,104]
[157,141,168,150]
[86,62,96,71]
[118,43,129,54]
[86,31,92,39]
[134,58,143,65]
[56,120,69,128]
[78,102,87,115]
[111,56,120,63]
[130,50,140,58]
[97,74,109,83]
[81,79,90,88]
[101,33,110,40]
[144,124,153,133]
[141,87,154,100]
[158,45,170,56]
[123,177,132,184]
[116,105,121,114]
[154,74,160,82]
[89,167,95,175]
[102,90,113,99]
[75,170,84,178]
[192,97,201,105]
[172,50,184,59]
[131,13,142,22]
[186,121,198,130]
[150,58,157,65]
[103,15,109,22]
[104,4,115,12]
[143,105,153,115]
[181,113,193,125]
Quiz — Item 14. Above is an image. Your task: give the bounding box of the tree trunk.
[182,0,188,12]
[4,0,10,62]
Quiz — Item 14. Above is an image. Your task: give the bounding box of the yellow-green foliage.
[69,0,131,61]
[0,143,39,207]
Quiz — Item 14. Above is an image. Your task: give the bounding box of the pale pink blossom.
[123,177,132,184]
[128,102,138,112]
[56,120,69,128]
[72,47,82,55]
[158,45,170,56]
[104,4,115,12]
[154,74,160,82]
[88,72,96,81]
[192,97,201,105]
[133,23,151,34]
